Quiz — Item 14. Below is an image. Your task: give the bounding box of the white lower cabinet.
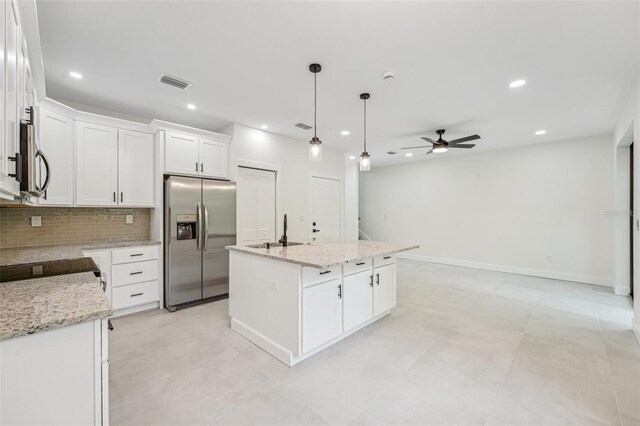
[302,278,343,353]
[373,263,396,316]
[343,270,374,331]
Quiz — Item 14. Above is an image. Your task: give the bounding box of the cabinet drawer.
[302,266,341,287]
[112,281,159,310]
[112,246,159,264]
[343,258,372,276]
[373,254,395,268]
[112,260,158,287]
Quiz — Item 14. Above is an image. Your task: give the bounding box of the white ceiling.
[37,1,639,165]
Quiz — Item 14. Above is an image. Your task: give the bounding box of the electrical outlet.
[269,280,279,291]
[31,216,41,227]
[125,215,134,224]
[32,265,43,275]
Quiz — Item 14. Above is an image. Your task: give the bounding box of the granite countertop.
[226,240,419,269]
[0,239,161,267]
[0,271,112,341]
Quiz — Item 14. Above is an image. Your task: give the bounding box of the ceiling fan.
[402,129,480,154]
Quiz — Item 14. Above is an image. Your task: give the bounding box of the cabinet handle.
[338,284,342,299]
[320,270,332,275]
[200,163,203,172]
[356,262,365,266]
[120,192,123,202]
[129,271,143,275]
[130,292,144,297]
[370,275,373,287]
[113,192,116,202]
[376,273,380,285]
[130,253,143,257]
[196,162,198,171]
[383,256,391,259]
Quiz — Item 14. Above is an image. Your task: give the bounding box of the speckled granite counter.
[0,271,112,341]
[226,240,419,269]
[0,240,161,267]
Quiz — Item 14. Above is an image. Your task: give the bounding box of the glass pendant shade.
[309,137,322,161]
[359,152,370,171]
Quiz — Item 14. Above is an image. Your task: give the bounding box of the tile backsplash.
[0,207,151,249]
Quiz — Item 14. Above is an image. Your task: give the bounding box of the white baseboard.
[397,253,615,288]
[614,285,631,296]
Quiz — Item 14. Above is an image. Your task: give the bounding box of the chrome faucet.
[278,214,288,247]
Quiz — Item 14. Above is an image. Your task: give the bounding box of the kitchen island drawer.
[342,258,372,276]
[373,254,395,268]
[112,246,159,264]
[112,281,159,309]
[302,266,341,287]
[112,260,158,287]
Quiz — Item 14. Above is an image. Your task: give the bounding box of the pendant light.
[359,93,371,171]
[308,63,322,161]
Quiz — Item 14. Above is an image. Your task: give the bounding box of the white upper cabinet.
[76,121,119,206]
[165,131,229,179]
[118,129,154,207]
[38,108,74,205]
[165,132,199,176]
[200,137,228,179]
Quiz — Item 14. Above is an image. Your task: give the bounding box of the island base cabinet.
[373,264,396,316]
[0,320,108,426]
[343,270,374,331]
[302,278,343,353]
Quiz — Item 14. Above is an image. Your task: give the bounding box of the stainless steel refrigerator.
[164,176,236,311]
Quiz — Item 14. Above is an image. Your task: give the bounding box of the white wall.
[223,123,348,242]
[359,134,615,287]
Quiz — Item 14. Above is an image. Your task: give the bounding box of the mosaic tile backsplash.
[0,207,151,249]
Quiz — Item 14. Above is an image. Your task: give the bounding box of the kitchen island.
[227,241,418,366]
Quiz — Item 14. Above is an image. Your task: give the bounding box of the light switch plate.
[125,215,134,224]
[31,216,41,227]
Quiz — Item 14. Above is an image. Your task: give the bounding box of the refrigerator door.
[166,176,203,307]
[202,179,236,299]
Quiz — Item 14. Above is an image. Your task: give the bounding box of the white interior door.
[237,167,276,245]
[310,176,342,241]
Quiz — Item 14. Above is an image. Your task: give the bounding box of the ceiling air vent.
[295,122,312,130]
[159,74,192,90]
[387,151,397,155]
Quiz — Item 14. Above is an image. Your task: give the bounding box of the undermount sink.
[246,242,306,249]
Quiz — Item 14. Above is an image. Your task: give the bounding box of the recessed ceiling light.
[261,125,268,130]
[341,130,350,136]
[405,153,413,157]
[349,156,356,160]
[187,104,196,110]
[535,129,547,136]
[69,71,83,79]
[509,79,526,88]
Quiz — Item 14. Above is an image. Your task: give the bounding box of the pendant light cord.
[363,98,367,152]
[314,73,317,139]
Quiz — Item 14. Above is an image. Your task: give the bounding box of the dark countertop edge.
[227,244,420,269]
[0,307,113,342]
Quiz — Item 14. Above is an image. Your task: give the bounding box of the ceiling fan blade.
[421,137,436,144]
[425,149,434,155]
[402,145,432,150]
[449,144,476,149]
[448,135,480,144]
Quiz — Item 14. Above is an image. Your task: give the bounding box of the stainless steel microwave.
[19,107,50,198]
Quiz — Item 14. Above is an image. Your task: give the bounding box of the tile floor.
[110,260,640,425]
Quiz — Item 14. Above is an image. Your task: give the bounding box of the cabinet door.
[118,129,154,207]
[199,137,228,178]
[76,122,118,206]
[343,270,374,331]
[38,109,74,205]
[165,132,199,175]
[302,278,343,353]
[373,263,396,316]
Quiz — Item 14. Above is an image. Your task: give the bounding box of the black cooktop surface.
[0,258,100,283]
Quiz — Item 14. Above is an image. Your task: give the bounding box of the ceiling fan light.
[309,137,322,161]
[433,146,448,154]
[359,152,371,172]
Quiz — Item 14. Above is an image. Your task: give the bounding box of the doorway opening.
[631,142,634,300]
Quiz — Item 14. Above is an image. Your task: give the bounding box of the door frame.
[308,172,345,242]
[615,122,634,296]
[232,159,282,241]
